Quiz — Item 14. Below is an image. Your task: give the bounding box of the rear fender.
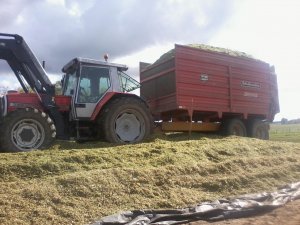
[90,92,145,121]
[90,92,116,120]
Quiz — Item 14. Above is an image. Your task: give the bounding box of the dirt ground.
[190,199,300,225]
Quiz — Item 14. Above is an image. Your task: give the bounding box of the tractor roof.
[62,57,128,73]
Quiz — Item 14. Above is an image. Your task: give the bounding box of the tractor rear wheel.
[0,108,56,152]
[101,97,152,143]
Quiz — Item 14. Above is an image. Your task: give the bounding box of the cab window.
[78,66,110,103]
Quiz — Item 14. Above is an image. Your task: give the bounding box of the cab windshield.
[62,69,77,96]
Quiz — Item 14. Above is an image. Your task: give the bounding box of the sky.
[0,0,299,121]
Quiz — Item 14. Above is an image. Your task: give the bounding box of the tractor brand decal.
[9,102,40,109]
[200,74,209,81]
[241,80,261,89]
[244,92,258,98]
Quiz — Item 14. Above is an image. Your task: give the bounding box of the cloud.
[0,0,234,74]
[0,0,38,28]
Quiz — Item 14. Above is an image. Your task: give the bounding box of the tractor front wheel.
[0,108,56,152]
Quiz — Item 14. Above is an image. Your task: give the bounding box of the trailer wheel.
[101,97,152,143]
[0,108,56,152]
[247,120,269,140]
[222,118,247,137]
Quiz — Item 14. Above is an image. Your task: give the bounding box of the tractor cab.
[61,57,140,120]
[0,33,152,152]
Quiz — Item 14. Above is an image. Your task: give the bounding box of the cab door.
[74,65,111,119]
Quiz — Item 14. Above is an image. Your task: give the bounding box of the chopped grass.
[151,44,262,67]
[0,134,300,224]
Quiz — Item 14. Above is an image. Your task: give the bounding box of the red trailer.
[140,44,279,139]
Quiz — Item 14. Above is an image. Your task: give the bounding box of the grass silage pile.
[151,43,262,67]
[0,134,300,224]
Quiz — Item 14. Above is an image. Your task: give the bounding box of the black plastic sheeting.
[91,182,300,225]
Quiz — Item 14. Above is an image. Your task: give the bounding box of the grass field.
[270,123,300,143]
[0,133,300,224]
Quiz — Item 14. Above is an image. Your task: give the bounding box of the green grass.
[270,123,300,143]
[0,134,300,224]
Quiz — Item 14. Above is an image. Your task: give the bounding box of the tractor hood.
[5,92,71,113]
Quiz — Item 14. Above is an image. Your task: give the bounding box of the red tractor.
[0,33,153,152]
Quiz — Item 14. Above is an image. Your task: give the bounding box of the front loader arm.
[0,33,67,139]
[0,33,54,95]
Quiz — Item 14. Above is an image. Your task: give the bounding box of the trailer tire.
[101,97,153,143]
[0,108,56,152]
[222,118,247,137]
[247,120,269,140]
